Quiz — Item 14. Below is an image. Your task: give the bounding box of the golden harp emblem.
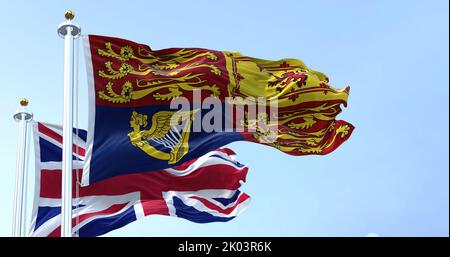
[128,109,199,164]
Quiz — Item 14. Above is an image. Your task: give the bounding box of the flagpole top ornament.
[65,10,75,20]
[20,98,28,107]
[57,10,81,38]
[13,98,33,122]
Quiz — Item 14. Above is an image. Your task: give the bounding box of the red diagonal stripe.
[189,193,250,215]
[47,203,129,237]
[38,123,86,156]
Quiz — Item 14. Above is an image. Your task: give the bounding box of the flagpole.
[12,98,33,237]
[57,10,81,237]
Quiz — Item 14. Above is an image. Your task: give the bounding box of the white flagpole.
[57,10,81,237]
[12,98,33,237]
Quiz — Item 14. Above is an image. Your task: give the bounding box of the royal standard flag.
[82,35,354,185]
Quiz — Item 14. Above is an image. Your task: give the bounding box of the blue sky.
[0,0,448,236]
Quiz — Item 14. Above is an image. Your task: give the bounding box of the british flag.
[30,122,250,237]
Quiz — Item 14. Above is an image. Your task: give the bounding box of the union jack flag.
[30,122,250,237]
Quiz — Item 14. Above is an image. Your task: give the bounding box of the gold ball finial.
[65,10,75,20]
[20,98,29,107]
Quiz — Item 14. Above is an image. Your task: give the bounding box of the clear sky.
[0,0,448,236]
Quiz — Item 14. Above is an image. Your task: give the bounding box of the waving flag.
[30,122,250,237]
[83,35,354,184]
